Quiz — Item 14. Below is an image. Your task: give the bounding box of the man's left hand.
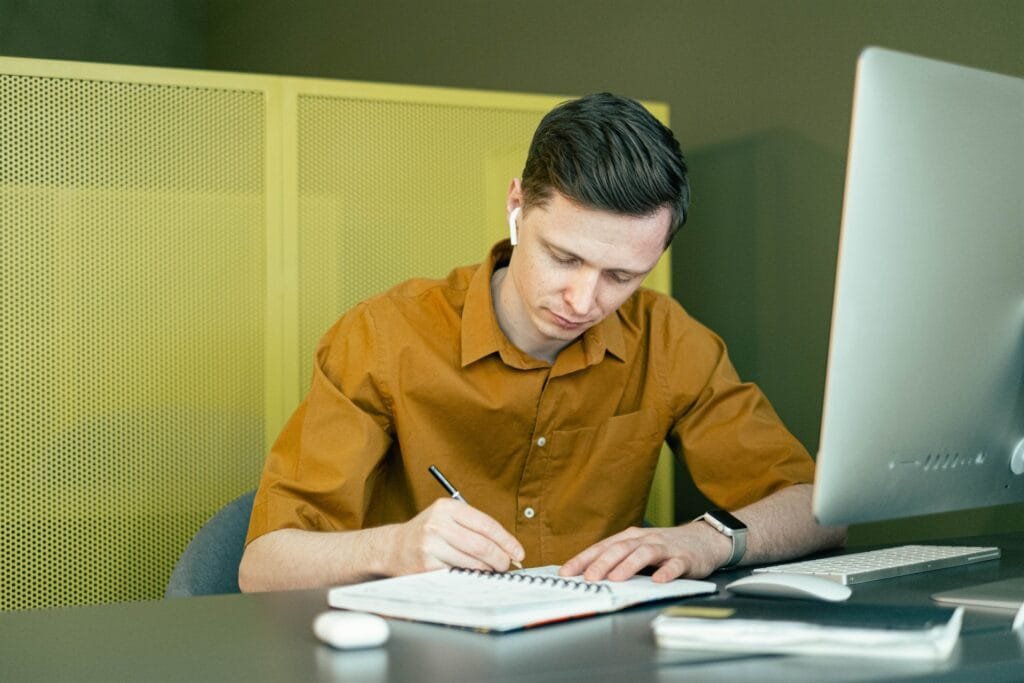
[558,523,730,583]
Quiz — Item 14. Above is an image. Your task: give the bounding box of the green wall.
[3,0,1023,545]
[0,0,207,67]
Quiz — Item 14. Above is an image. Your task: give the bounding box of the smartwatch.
[696,510,748,568]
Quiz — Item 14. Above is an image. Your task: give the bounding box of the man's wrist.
[694,510,748,569]
[687,517,734,570]
[352,524,398,580]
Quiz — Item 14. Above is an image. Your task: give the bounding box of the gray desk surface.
[3,534,1023,682]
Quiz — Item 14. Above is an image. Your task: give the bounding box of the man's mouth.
[549,311,590,329]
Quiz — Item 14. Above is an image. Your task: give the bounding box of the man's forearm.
[238,526,397,592]
[238,497,526,592]
[734,483,847,566]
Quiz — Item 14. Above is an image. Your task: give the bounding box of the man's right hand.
[384,498,525,575]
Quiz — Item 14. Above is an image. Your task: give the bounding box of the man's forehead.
[536,213,669,273]
[531,190,669,231]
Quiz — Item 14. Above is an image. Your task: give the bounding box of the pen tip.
[512,560,523,570]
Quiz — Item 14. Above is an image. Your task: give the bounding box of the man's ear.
[506,178,524,210]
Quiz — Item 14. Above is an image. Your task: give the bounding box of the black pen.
[428,464,466,503]
[428,464,523,570]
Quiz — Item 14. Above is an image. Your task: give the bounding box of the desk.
[3,534,1023,682]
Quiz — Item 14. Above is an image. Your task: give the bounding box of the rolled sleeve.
[663,309,815,511]
[246,304,393,545]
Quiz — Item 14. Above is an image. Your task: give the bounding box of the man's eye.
[608,273,634,284]
[552,254,576,265]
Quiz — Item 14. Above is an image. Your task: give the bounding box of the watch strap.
[696,512,747,569]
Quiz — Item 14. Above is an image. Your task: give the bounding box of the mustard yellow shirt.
[247,241,814,565]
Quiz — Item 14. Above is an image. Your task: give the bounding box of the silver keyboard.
[753,544,1001,586]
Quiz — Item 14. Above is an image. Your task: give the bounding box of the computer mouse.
[725,573,852,602]
[313,610,390,649]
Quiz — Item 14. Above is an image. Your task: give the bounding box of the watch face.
[707,510,747,531]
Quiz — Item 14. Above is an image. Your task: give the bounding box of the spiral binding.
[449,567,612,594]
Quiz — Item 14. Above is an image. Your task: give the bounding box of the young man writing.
[239,93,845,592]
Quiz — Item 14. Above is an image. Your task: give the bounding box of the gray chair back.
[165,490,256,598]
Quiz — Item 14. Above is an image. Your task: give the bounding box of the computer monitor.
[812,48,1024,527]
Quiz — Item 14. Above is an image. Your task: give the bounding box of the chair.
[165,489,256,598]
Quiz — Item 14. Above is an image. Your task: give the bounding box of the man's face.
[501,184,670,360]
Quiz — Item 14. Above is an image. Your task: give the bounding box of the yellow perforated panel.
[295,96,543,393]
[1,59,674,610]
[0,62,268,610]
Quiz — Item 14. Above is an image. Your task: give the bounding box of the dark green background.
[3,0,1021,544]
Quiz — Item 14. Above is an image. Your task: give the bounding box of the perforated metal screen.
[296,96,544,394]
[1,64,267,610]
[1,60,673,610]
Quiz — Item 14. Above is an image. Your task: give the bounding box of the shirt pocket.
[544,408,665,536]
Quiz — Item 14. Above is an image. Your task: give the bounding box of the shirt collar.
[583,308,627,363]
[461,240,627,370]
[461,241,514,367]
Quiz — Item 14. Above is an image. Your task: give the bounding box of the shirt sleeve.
[246,302,394,545]
[661,303,816,511]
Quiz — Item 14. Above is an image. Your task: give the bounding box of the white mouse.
[725,573,852,602]
[313,610,390,649]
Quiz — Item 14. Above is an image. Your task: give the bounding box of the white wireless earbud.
[508,207,521,246]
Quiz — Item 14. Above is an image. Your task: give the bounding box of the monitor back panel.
[813,48,1024,525]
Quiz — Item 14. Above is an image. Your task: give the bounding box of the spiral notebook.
[327,566,717,632]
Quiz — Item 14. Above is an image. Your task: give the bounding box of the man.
[239,93,845,592]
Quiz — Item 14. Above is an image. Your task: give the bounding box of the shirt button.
[536,436,547,447]
[523,506,536,519]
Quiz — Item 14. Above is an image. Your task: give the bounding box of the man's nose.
[564,270,599,317]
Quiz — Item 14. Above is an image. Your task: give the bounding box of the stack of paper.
[652,599,963,660]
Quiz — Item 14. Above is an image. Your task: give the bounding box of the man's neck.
[490,266,565,364]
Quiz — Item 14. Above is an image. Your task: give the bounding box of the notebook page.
[521,565,717,608]
[336,568,610,610]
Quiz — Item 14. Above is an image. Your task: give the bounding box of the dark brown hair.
[521,93,690,245]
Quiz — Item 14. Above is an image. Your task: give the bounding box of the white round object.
[313,611,390,649]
